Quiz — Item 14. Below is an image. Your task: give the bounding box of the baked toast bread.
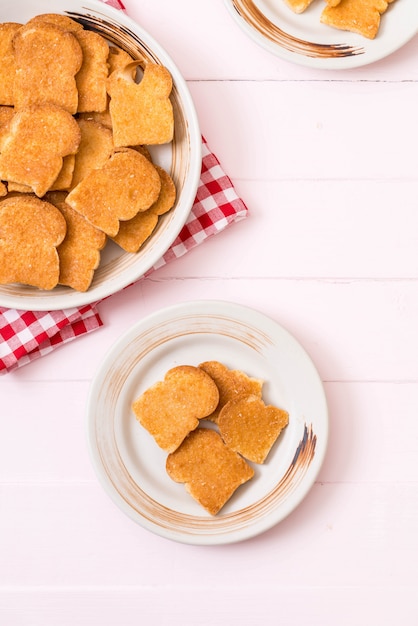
[13,22,83,113]
[199,361,264,423]
[132,366,220,452]
[0,103,81,197]
[66,148,161,236]
[166,428,254,515]
[0,195,66,289]
[218,394,289,464]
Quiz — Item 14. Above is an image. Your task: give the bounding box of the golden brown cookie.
[0,103,81,197]
[12,21,83,113]
[107,45,135,74]
[0,195,66,289]
[70,118,114,190]
[0,23,22,105]
[132,366,220,453]
[107,61,174,146]
[199,361,264,423]
[8,155,78,194]
[78,109,113,130]
[111,165,176,252]
[166,428,254,515]
[75,29,110,113]
[320,0,391,39]
[46,192,107,292]
[66,148,161,236]
[150,166,176,215]
[218,394,289,464]
[0,105,14,148]
[283,0,315,13]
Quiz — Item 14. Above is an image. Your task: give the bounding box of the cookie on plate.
[218,394,289,464]
[199,361,264,423]
[166,428,254,515]
[320,0,393,39]
[132,366,220,453]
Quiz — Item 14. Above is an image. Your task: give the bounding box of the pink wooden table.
[1,1,418,624]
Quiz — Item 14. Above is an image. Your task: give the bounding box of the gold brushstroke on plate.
[231,0,364,58]
[94,313,319,539]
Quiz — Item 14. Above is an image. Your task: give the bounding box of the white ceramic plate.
[87,300,329,545]
[0,0,201,311]
[224,0,418,69]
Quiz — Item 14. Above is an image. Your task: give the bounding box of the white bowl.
[0,0,201,311]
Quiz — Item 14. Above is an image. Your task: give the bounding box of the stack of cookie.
[0,13,176,292]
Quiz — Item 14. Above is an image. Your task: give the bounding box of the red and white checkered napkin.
[0,137,248,374]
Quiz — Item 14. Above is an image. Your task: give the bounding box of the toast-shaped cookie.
[218,394,289,464]
[0,23,22,105]
[0,195,66,289]
[132,366,220,453]
[112,165,176,252]
[7,154,76,194]
[320,0,391,39]
[46,192,107,292]
[199,361,264,423]
[77,47,135,130]
[166,428,254,515]
[70,119,114,190]
[0,103,81,197]
[283,0,315,13]
[107,61,174,146]
[108,45,135,75]
[66,148,161,236]
[111,210,158,253]
[75,29,110,113]
[12,21,83,113]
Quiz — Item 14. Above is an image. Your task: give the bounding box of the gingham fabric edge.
[0,306,102,374]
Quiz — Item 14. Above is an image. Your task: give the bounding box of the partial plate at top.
[0,0,201,311]
[87,300,329,545]
[224,0,418,69]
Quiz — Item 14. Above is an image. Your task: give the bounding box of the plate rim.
[86,299,329,545]
[223,0,418,70]
[0,0,202,311]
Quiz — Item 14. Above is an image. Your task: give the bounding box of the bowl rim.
[0,0,202,311]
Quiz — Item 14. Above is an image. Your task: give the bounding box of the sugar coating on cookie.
[112,164,176,252]
[132,366,220,453]
[12,22,83,113]
[320,0,392,39]
[75,29,110,113]
[70,118,114,190]
[0,103,81,197]
[199,360,264,423]
[46,192,107,292]
[218,394,289,464]
[0,195,66,290]
[283,0,315,13]
[66,148,161,236]
[107,61,174,146]
[0,23,22,106]
[166,428,254,515]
